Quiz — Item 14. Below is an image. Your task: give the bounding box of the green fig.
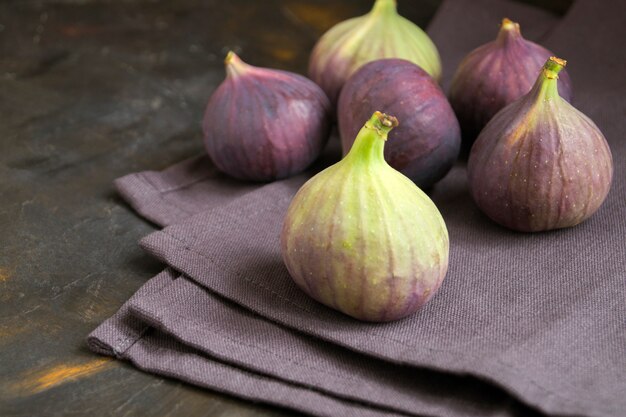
[280,112,449,322]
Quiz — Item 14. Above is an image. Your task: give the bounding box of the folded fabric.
[131,269,554,417]
[89,0,626,416]
[89,270,410,417]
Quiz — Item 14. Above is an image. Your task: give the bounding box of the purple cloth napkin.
[89,269,409,417]
[89,0,626,416]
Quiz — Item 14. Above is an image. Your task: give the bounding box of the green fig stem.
[533,56,567,101]
[345,111,399,165]
[496,17,522,45]
[224,51,250,77]
[543,56,566,78]
[371,0,397,16]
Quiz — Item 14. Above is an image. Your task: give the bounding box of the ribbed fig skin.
[308,0,441,106]
[468,60,612,232]
[449,19,573,147]
[203,54,331,182]
[281,113,449,322]
[338,59,460,187]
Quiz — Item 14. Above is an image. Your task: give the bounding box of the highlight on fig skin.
[281,111,449,322]
[467,56,613,232]
[449,18,573,150]
[202,51,331,182]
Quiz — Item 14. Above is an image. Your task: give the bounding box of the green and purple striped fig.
[468,57,613,232]
[449,18,573,148]
[308,0,441,106]
[281,112,449,322]
[338,58,460,187]
[203,52,331,182]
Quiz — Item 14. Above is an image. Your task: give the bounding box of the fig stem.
[496,17,522,45]
[533,56,567,101]
[224,51,250,77]
[367,111,399,136]
[371,0,397,15]
[543,56,566,79]
[345,111,398,165]
[500,18,518,30]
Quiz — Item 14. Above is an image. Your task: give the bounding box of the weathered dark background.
[0,1,570,416]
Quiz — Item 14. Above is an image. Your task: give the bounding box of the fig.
[338,58,460,187]
[202,52,331,182]
[468,57,613,232]
[308,0,442,106]
[449,18,573,148]
[281,111,449,322]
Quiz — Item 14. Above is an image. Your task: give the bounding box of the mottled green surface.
[282,113,449,322]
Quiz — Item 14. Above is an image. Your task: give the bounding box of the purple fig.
[281,111,449,322]
[338,58,460,187]
[449,18,573,147]
[308,0,441,106]
[468,57,613,232]
[202,52,331,181]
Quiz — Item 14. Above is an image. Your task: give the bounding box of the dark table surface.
[0,0,570,416]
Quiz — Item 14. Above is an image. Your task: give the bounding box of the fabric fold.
[127,275,543,417]
[87,269,412,417]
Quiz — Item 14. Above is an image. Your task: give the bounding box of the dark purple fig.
[449,18,573,148]
[468,57,613,232]
[308,0,441,106]
[202,52,331,182]
[338,58,460,187]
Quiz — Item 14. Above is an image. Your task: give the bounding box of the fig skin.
[281,112,449,322]
[338,58,460,187]
[449,18,573,148]
[468,57,613,232]
[308,0,441,106]
[203,52,331,182]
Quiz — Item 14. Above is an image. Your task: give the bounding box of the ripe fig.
[308,0,441,106]
[468,57,613,232]
[449,18,573,148]
[338,58,460,187]
[281,112,449,322]
[202,52,331,182]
